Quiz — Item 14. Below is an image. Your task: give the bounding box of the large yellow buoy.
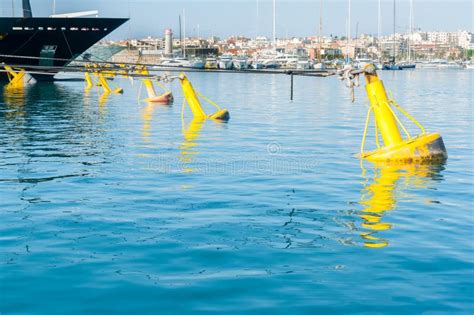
[358,66,447,163]
[178,73,230,121]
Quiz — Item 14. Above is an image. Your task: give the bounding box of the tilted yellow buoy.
[87,63,122,93]
[137,67,174,104]
[178,73,230,121]
[4,65,36,89]
[97,72,123,94]
[358,65,447,163]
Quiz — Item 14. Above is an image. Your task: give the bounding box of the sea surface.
[0,69,473,314]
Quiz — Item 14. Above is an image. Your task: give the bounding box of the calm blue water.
[0,69,473,314]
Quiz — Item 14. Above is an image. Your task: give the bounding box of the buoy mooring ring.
[360,132,447,163]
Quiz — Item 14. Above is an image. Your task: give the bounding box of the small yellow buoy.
[97,72,123,94]
[137,67,174,105]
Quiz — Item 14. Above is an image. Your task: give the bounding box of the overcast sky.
[2,0,473,39]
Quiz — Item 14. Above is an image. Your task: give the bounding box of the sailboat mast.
[393,0,396,61]
[318,0,323,63]
[256,0,259,38]
[408,0,413,62]
[272,0,276,51]
[183,9,186,58]
[378,0,381,43]
[179,15,183,56]
[345,20,350,63]
[348,0,351,43]
[355,21,359,58]
[346,0,351,62]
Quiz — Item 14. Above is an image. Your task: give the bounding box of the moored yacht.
[397,62,416,69]
[261,58,280,69]
[218,55,233,70]
[205,57,218,69]
[465,61,474,69]
[250,59,264,70]
[232,56,248,70]
[159,57,191,67]
[296,59,311,70]
[189,58,205,69]
[312,62,326,70]
[418,59,463,69]
[158,57,204,69]
[354,57,377,70]
[0,0,128,81]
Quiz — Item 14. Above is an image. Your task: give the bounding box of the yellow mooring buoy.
[357,65,447,163]
[178,73,230,121]
[138,67,173,105]
[4,65,36,89]
[84,63,123,94]
[97,72,123,94]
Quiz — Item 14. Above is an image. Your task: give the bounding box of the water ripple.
[0,70,472,314]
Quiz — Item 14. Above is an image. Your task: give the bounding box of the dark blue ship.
[0,0,128,81]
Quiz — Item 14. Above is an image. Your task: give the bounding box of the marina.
[0,0,473,314]
[1,68,472,314]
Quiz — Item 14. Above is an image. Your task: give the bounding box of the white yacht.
[250,59,264,70]
[159,57,191,67]
[438,61,463,69]
[417,61,439,69]
[465,61,474,69]
[159,57,204,69]
[189,58,205,69]
[218,55,233,70]
[312,62,326,70]
[233,57,249,70]
[296,59,312,70]
[261,58,280,69]
[275,54,300,68]
[418,59,462,69]
[257,53,299,69]
[419,59,446,68]
[354,57,373,70]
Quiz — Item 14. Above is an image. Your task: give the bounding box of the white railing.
[50,10,99,18]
